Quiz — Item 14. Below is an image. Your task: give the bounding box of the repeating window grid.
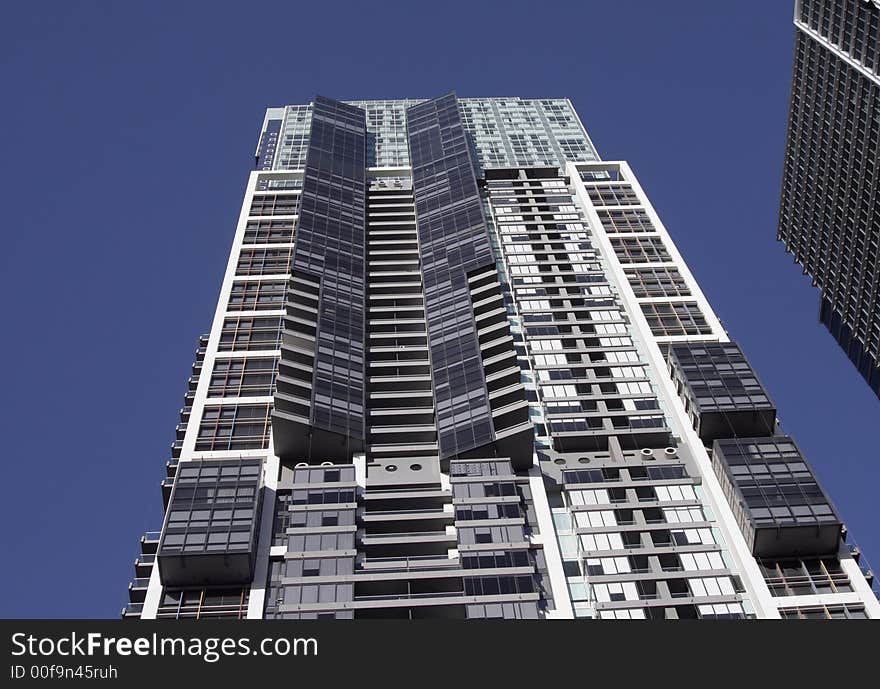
[640,302,713,337]
[489,170,670,452]
[717,439,839,527]
[680,551,727,572]
[248,193,301,217]
[673,345,773,411]
[195,403,273,451]
[360,100,410,167]
[227,280,286,312]
[235,247,294,277]
[799,0,880,73]
[610,236,673,264]
[596,208,657,234]
[780,30,880,363]
[597,608,647,619]
[586,184,642,207]
[695,602,746,619]
[157,589,249,620]
[687,575,737,598]
[654,484,698,503]
[575,528,718,556]
[662,506,706,524]
[218,316,283,352]
[779,604,868,619]
[625,267,692,298]
[276,105,312,171]
[759,557,853,597]
[243,219,295,245]
[273,97,596,173]
[207,357,280,398]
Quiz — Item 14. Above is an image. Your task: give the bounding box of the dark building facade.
[778,0,880,396]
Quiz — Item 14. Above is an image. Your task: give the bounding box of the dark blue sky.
[1,2,876,618]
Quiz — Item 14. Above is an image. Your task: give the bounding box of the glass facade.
[779,0,880,396]
[712,436,842,558]
[269,97,597,173]
[407,94,499,459]
[284,96,367,451]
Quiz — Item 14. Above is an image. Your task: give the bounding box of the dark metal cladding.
[276,96,367,460]
[712,436,843,558]
[667,342,777,443]
[157,458,264,587]
[406,94,498,460]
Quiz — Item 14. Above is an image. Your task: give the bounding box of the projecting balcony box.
[156,458,263,587]
[667,342,777,443]
[712,437,842,558]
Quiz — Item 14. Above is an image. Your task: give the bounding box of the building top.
[256,97,600,173]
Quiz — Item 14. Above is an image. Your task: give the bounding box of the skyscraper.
[124,94,878,620]
[778,0,880,397]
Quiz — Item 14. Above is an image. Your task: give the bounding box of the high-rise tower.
[124,94,878,620]
[778,0,880,397]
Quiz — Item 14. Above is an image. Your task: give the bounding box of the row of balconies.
[120,531,161,619]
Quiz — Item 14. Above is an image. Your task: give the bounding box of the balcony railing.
[359,555,460,572]
[121,603,143,617]
[355,590,466,602]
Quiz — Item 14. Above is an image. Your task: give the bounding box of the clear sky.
[1,1,877,618]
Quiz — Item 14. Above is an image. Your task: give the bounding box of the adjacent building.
[778,0,880,397]
[124,94,879,620]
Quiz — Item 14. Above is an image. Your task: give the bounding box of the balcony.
[140,531,161,556]
[134,554,155,578]
[128,578,150,603]
[120,602,143,620]
[359,555,460,573]
[712,437,842,558]
[667,342,777,442]
[359,530,457,558]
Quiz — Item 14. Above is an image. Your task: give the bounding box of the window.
[596,208,656,233]
[680,551,726,572]
[592,581,639,602]
[218,316,282,352]
[579,532,624,552]
[574,510,617,528]
[625,267,692,298]
[157,587,249,619]
[779,604,867,620]
[760,557,853,597]
[160,458,262,560]
[228,281,286,311]
[243,219,295,244]
[641,302,712,336]
[208,357,278,397]
[610,236,672,264]
[688,576,736,597]
[249,193,300,217]
[236,247,293,276]
[195,403,272,451]
[586,185,641,206]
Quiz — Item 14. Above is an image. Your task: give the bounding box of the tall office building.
[778,0,880,396]
[124,94,878,620]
